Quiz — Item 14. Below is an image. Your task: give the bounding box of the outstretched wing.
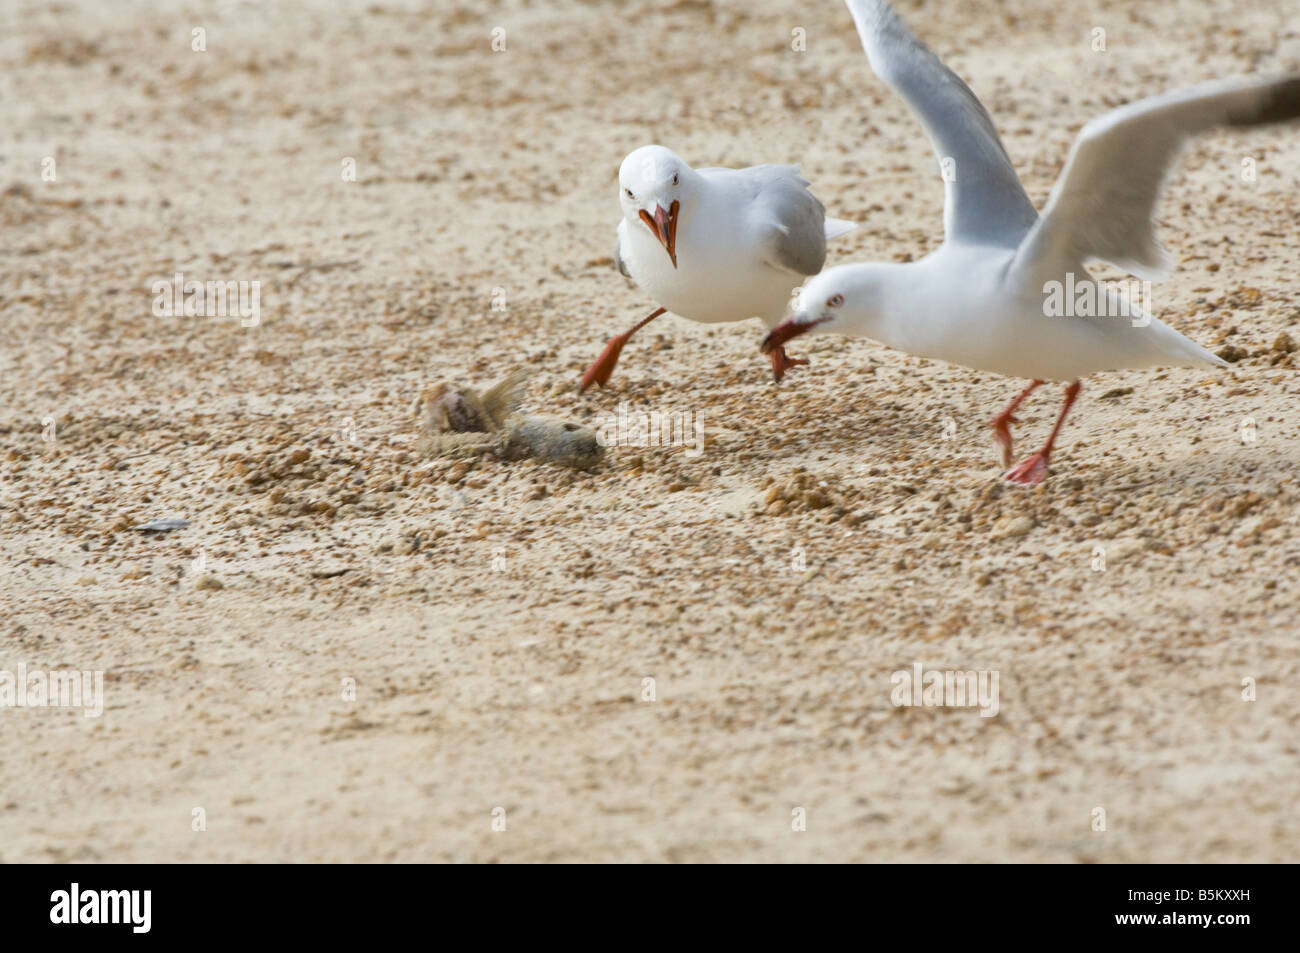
[845,0,1037,245]
[1014,75,1300,281]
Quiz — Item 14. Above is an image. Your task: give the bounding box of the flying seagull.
[764,0,1300,483]
[580,145,855,391]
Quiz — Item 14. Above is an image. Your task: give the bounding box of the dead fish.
[414,369,528,435]
[413,369,604,469]
[502,416,603,470]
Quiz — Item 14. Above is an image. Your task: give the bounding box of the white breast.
[621,193,795,327]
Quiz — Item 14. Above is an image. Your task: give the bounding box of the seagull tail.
[823,217,857,240]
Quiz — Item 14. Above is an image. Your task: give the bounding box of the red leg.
[1004,380,1081,486]
[769,346,809,383]
[579,307,666,392]
[989,379,1043,468]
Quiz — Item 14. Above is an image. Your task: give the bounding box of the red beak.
[638,201,679,268]
[761,315,829,354]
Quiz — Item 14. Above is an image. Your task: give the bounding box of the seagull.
[579,145,855,391]
[763,0,1300,484]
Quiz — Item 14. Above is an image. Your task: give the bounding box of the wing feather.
[845,0,1038,245]
[1014,75,1300,281]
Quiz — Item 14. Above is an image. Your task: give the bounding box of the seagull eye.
[672,173,679,186]
[625,188,635,200]
[827,294,844,308]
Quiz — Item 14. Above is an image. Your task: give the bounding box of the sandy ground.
[2,0,1299,863]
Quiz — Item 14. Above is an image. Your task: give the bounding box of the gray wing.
[1014,74,1300,282]
[613,218,631,279]
[734,164,832,277]
[845,0,1037,245]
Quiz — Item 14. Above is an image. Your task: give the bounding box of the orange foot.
[579,334,630,392]
[1003,452,1050,486]
[769,346,809,383]
[990,413,1019,468]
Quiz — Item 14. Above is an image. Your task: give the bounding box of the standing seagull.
[579,145,856,391]
[764,0,1300,483]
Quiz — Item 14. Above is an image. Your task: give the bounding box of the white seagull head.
[762,264,891,353]
[618,144,693,268]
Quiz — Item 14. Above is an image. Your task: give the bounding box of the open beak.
[638,201,679,268]
[761,314,830,353]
